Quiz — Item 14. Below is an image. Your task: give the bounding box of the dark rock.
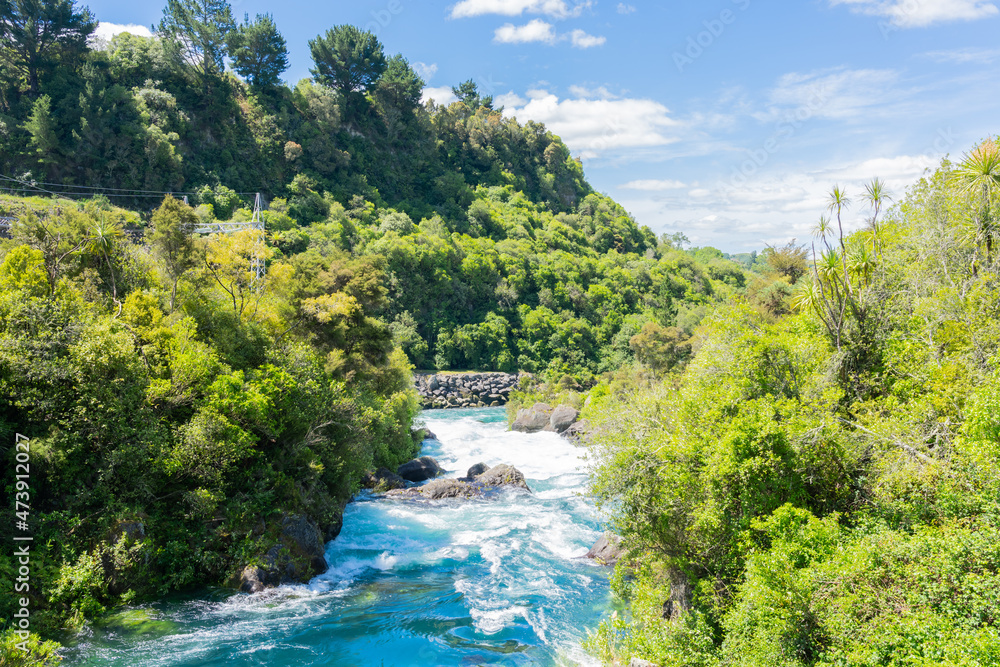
[281,514,328,576]
[475,464,531,492]
[548,405,580,433]
[422,429,438,441]
[397,456,442,482]
[466,462,491,478]
[239,515,329,593]
[512,403,552,432]
[428,376,440,390]
[239,545,285,593]
[323,511,344,542]
[563,419,591,441]
[586,534,623,566]
[362,467,407,492]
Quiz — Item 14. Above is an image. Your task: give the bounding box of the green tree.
[451,79,493,110]
[226,13,288,87]
[22,93,59,170]
[0,0,96,95]
[151,195,199,312]
[158,0,235,76]
[308,25,387,98]
[374,54,424,112]
[954,138,1000,267]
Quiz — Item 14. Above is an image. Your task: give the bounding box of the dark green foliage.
[452,79,493,110]
[227,13,288,88]
[308,25,387,98]
[0,0,96,95]
[158,0,235,76]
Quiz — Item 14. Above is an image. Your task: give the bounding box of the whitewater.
[63,407,612,666]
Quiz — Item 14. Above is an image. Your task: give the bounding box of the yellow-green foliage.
[0,195,421,646]
[586,146,1000,666]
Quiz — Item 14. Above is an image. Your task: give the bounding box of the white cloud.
[502,91,682,158]
[569,85,617,99]
[493,21,605,47]
[569,29,606,48]
[421,86,458,105]
[757,67,900,121]
[450,0,591,19]
[830,0,998,27]
[922,47,1000,64]
[494,19,558,44]
[495,91,529,108]
[91,22,153,44]
[413,62,438,80]
[617,3,637,14]
[621,179,687,191]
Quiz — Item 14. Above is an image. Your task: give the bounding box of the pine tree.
[0,0,96,95]
[158,0,235,76]
[227,13,288,87]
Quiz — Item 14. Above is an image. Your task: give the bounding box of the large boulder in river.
[512,403,552,432]
[586,534,623,566]
[476,464,530,492]
[466,462,490,478]
[414,479,482,500]
[397,456,442,482]
[386,464,531,500]
[238,515,328,593]
[548,405,579,433]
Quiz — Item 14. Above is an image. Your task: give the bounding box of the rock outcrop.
[238,514,329,594]
[512,403,552,432]
[475,464,530,491]
[562,419,591,441]
[465,462,490,479]
[397,456,442,482]
[586,534,623,566]
[362,467,407,492]
[415,372,525,409]
[549,405,579,433]
[386,464,531,500]
[512,402,583,436]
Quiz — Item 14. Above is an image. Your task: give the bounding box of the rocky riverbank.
[414,372,525,409]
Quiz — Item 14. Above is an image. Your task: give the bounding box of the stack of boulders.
[414,372,524,409]
[511,402,587,439]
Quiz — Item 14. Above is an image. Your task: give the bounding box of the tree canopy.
[227,12,288,87]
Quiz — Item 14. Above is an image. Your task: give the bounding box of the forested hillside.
[0,0,755,378]
[583,145,1000,667]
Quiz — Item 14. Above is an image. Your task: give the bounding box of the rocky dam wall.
[414,372,525,409]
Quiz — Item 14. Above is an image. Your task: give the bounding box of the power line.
[0,174,262,198]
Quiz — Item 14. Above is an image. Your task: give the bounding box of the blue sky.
[89,0,1000,252]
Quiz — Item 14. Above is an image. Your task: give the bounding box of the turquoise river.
[62,407,613,666]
